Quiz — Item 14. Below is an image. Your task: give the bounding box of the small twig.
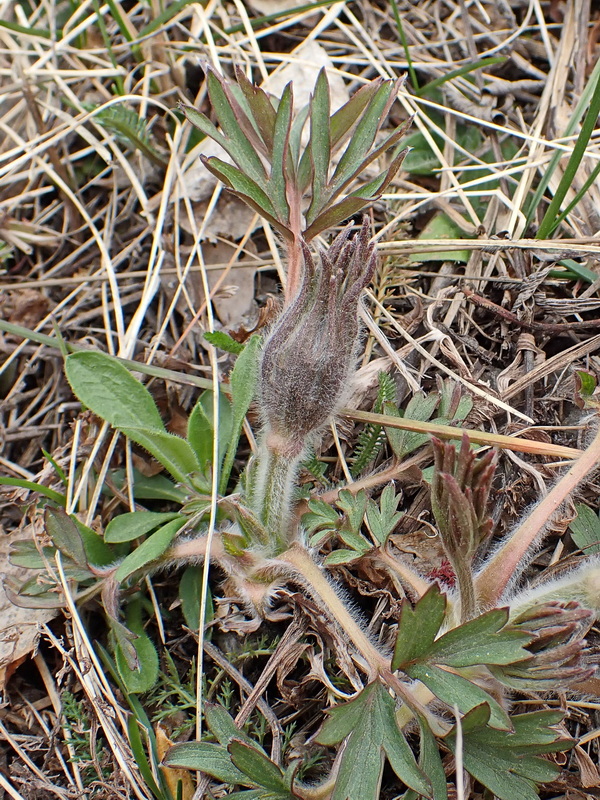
[464,287,600,332]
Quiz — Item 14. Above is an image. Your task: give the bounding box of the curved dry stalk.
[345,408,582,461]
[475,420,600,607]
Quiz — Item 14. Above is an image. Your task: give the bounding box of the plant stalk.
[279,543,389,677]
[475,421,600,607]
[252,439,302,550]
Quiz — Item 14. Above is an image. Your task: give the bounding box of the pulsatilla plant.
[11,68,600,800]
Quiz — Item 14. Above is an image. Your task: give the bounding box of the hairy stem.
[452,557,477,622]
[278,543,389,677]
[475,421,600,607]
[252,438,302,549]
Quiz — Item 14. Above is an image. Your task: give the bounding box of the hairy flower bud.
[259,218,376,457]
[492,600,594,690]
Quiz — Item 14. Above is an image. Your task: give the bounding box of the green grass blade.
[389,0,419,90]
[536,69,600,239]
[527,56,600,229]
[414,57,505,96]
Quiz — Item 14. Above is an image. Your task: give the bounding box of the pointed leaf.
[104,511,182,543]
[330,80,382,148]
[304,195,372,240]
[45,507,87,567]
[114,517,186,583]
[330,80,394,189]
[228,739,288,793]
[163,742,250,784]
[235,67,277,152]
[392,585,446,670]
[268,83,293,222]
[205,69,267,183]
[307,68,332,221]
[409,663,511,730]
[202,156,278,219]
[220,334,261,493]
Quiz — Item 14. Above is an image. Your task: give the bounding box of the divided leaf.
[393,586,532,729]
[316,680,431,799]
[446,707,574,800]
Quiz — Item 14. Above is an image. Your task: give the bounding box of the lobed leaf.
[316,680,431,799]
[446,708,573,800]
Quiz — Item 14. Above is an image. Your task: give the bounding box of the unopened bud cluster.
[259,218,376,458]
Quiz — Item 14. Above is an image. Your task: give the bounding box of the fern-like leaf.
[351,372,396,477]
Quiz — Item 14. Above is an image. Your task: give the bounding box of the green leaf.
[45,507,87,567]
[338,528,371,554]
[127,716,164,800]
[570,503,600,554]
[324,548,364,564]
[76,521,114,566]
[9,540,55,570]
[302,498,340,534]
[307,68,332,221]
[385,392,440,459]
[179,566,213,632]
[330,80,395,190]
[427,608,532,667]
[204,331,245,354]
[268,83,293,222]
[365,484,402,544]
[202,157,292,239]
[0,477,66,506]
[110,469,187,503]
[330,81,381,149]
[304,195,373,240]
[446,708,573,800]
[316,680,431,800]
[201,157,278,219]
[401,716,448,800]
[120,426,200,484]
[220,334,261,494]
[65,351,165,432]
[163,742,250,784]
[205,703,257,748]
[409,663,511,730]
[228,739,289,793]
[336,489,368,533]
[115,599,159,693]
[409,213,471,264]
[392,585,447,669]
[114,517,186,583]
[104,511,182,543]
[235,67,277,153]
[205,68,267,184]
